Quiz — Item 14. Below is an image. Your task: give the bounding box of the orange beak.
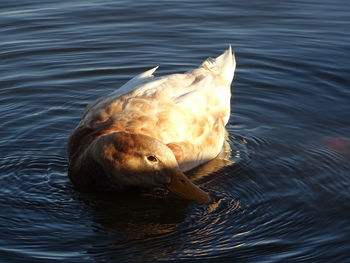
[166,169,211,204]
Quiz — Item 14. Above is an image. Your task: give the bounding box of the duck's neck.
[68,131,120,192]
[67,123,122,192]
[68,148,113,192]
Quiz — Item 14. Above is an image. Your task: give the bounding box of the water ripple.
[1,0,350,262]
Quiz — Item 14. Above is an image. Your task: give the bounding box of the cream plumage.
[67,47,236,204]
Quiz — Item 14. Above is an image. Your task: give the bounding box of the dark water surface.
[1,0,350,262]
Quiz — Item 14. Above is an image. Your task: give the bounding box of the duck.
[67,46,236,204]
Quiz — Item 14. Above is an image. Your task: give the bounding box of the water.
[1,0,350,262]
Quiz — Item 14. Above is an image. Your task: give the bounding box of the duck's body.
[68,47,236,203]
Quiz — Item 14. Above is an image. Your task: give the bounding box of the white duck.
[67,47,236,204]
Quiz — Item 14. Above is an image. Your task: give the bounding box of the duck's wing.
[112,66,159,96]
[81,66,162,123]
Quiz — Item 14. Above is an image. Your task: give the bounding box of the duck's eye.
[146,155,158,163]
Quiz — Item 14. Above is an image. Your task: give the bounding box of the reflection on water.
[1,0,350,262]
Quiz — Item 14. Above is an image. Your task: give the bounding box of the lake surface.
[1,0,350,262]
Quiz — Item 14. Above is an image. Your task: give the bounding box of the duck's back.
[75,47,236,171]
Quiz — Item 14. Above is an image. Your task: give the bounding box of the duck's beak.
[166,169,211,204]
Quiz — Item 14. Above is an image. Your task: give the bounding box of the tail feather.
[202,46,236,85]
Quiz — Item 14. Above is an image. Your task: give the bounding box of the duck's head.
[89,132,211,204]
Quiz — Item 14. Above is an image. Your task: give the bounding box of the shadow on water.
[80,191,189,237]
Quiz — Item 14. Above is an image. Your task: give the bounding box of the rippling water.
[1,0,350,262]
